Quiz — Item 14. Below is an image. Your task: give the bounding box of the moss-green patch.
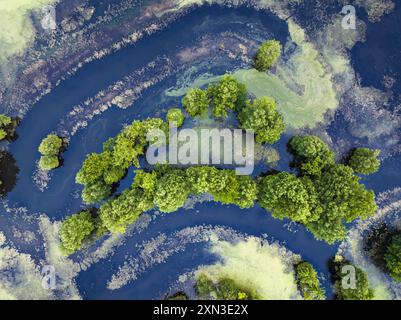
[196,236,302,300]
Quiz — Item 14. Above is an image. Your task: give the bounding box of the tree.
[166,108,185,127]
[39,155,59,171]
[39,134,63,156]
[333,261,374,300]
[81,181,112,204]
[238,97,285,144]
[209,75,247,118]
[258,172,321,224]
[182,88,210,117]
[348,148,380,175]
[38,134,63,171]
[0,114,11,141]
[99,186,152,233]
[254,40,281,72]
[153,170,190,213]
[59,211,95,255]
[295,262,326,300]
[384,234,401,282]
[0,129,7,140]
[289,135,335,176]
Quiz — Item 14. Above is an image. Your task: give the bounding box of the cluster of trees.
[181,75,285,143]
[294,261,326,300]
[258,135,378,244]
[38,134,65,170]
[0,115,12,140]
[384,233,401,282]
[61,166,257,253]
[75,118,168,204]
[196,273,261,300]
[332,260,374,300]
[76,76,285,205]
[253,40,281,72]
[65,135,379,252]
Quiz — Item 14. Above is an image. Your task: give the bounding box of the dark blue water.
[1,3,400,300]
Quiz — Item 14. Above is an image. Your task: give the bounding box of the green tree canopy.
[182,88,210,117]
[153,170,190,213]
[306,164,377,244]
[333,261,374,300]
[166,108,185,127]
[289,135,335,176]
[39,155,59,171]
[258,172,321,224]
[384,234,401,282]
[254,40,281,72]
[196,273,261,300]
[238,97,285,144]
[348,148,380,175]
[0,114,12,127]
[76,118,167,204]
[295,261,326,300]
[209,75,247,118]
[59,211,95,255]
[39,134,63,156]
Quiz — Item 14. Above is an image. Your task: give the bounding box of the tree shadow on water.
[0,150,20,197]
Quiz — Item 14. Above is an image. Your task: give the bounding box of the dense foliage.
[238,97,285,144]
[348,148,380,175]
[258,173,321,224]
[384,234,401,282]
[258,137,378,244]
[196,273,261,300]
[295,262,326,300]
[254,40,281,72]
[208,75,247,118]
[38,134,63,170]
[0,114,12,140]
[333,261,374,300]
[166,108,185,127]
[59,211,95,254]
[182,88,210,117]
[76,118,168,204]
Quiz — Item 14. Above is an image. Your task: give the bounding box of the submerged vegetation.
[38,134,65,171]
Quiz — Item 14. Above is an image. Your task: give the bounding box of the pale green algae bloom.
[196,235,303,300]
[0,0,58,62]
[166,19,338,129]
